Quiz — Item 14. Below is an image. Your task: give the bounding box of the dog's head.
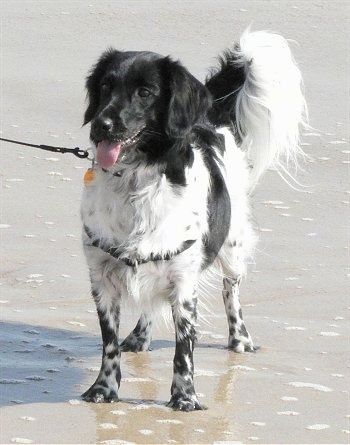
[84,49,211,169]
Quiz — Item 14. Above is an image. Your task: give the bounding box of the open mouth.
[95,128,144,169]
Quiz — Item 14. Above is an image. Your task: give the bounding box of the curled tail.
[206,30,308,186]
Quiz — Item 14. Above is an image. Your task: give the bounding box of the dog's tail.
[206,30,308,186]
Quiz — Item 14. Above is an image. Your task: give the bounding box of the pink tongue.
[96,141,123,169]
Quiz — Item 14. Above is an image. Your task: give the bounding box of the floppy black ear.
[160,58,212,138]
[83,49,120,125]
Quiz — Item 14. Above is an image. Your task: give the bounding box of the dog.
[80,30,307,411]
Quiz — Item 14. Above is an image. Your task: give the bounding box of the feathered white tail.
[234,30,308,187]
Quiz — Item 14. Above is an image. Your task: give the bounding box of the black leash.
[0,137,89,159]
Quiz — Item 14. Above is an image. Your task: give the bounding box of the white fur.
[81,147,211,310]
[234,30,308,186]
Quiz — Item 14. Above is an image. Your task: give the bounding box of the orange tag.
[84,168,96,186]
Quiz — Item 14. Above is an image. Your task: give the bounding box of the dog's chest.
[81,170,131,242]
[81,161,209,253]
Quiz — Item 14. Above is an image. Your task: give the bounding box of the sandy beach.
[1,1,349,444]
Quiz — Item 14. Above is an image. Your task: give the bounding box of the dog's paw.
[167,394,207,412]
[228,337,259,353]
[82,384,119,403]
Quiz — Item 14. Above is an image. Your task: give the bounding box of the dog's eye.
[137,87,151,98]
[100,83,111,94]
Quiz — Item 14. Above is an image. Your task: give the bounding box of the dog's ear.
[83,49,120,125]
[160,58,212,138]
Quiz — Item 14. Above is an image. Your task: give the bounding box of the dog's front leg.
[167,291,206,411]
[82,271,122,403]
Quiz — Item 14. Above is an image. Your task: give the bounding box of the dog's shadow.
[0,321,100,407]
[149,339,226,350]
[0,321,226,407]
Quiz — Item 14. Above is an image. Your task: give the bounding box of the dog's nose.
[100,118,113,132]
[91,117,114,139]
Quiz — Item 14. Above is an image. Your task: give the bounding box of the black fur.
[206,47,246,139]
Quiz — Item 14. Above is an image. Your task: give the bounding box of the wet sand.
[1,1,349,444]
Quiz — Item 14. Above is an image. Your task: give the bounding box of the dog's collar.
[101,167,122,177]
[84,225,196,268]
[88,157,123,177]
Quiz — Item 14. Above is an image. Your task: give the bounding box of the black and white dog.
[81,30,306,410]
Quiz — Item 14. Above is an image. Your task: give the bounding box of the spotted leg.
[222,276,257,352]
[167,291,206,411]
[120,313,152,352]
[82,277,121,403]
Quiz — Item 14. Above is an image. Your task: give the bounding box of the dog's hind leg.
[218,234,258,352]
[222,275,257,352]
[120,313,152,352]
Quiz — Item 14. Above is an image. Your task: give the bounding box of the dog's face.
[84,50,211,169]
